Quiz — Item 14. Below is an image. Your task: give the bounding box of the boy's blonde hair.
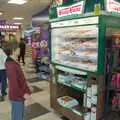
[2,42,13,56]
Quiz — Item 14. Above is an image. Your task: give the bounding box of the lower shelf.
[55,103,83,120]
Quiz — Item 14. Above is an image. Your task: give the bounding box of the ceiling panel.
[0,0,51,27]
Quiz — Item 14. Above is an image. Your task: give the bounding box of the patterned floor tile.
[26,103,49,120]
[32,86,43,93]
[32,112,62,120]
[27,77,41,83]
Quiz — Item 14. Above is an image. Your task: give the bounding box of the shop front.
[49,0,120,120]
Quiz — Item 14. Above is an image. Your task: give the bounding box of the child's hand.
[24,94,31,99]
[29,86,34,93]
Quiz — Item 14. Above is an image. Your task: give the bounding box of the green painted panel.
[101,15,120,28]
[97,15,120,75]
[97,16,106,75]
[49,7,57,19]
[85,0,105,13]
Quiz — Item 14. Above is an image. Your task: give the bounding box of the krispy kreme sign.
[106,0,120,13]
[57,1,84,17]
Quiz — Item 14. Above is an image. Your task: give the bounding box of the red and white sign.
[106,0,120,13]
[57,1,84,17]
[0,24,19,31]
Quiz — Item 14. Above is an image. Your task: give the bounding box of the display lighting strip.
[8,0,27,5]
[13,17,24,20]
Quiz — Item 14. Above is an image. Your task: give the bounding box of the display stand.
[32,9,50,80]
[31,25,50,80]
[50,0,120,120]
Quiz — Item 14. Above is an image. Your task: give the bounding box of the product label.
[57,1,84,17]
[94,3,101,15]
[84,112,91,120]
[91,96,97,105]
[87,87,92,97]
[87,97,91,108]
[91,107,97,120]
[92,85,98,96]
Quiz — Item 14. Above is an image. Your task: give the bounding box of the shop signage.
[57,1,84,17]
[0,25,19,30]
[106,0,120,13]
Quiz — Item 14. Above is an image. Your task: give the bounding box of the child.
[4,44,31,120]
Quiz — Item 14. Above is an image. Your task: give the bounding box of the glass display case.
[51,25,98,72]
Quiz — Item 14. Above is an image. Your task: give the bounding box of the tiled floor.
[0,46,62,120]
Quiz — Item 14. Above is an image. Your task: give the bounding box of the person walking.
[0,46,7,101]
[4,45,31,120]
[18,38,26,65]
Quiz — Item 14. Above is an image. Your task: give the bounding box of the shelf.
[58,81,71,87]
[56,65,87,75]
[55,45,98,50]
[108,87,120,92]
[56,103,83,120]
[110,108,120,112]
[113,45,120,49]
[71,85,87,93]
[54,54,97,63]
[57,81,87,92]
[52,62,97,73]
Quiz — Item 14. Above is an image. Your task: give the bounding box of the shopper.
[18,38,26,65]
[0,46,7,101]
[4,45,31,120]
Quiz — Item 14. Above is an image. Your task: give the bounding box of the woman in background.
[18,38,26,65]
[0,46,7,101]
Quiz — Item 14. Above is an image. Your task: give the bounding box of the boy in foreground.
[4,44,31,120]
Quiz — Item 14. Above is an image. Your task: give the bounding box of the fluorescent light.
[32,16,49,21]
[13,17,24,20]
[0,12,3,15]
[8,0,27,5]
[14,22,22,25]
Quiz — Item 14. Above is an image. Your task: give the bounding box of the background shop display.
[0,23,21,47]
[32,7,50,81]
[24,28,35,45]
[50,0,120,120]
[32,25,50,80]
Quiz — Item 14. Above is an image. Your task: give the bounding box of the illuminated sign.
[57,1,84,17]
[106,0,120,13]
[0,25,19,31]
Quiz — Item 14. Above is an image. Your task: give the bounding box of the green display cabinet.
[49,0,120,120]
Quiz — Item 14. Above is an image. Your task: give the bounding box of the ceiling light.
[8,0,27,5]
[0,12,3,15]
[14,22,22,25]
[13,17,24,20]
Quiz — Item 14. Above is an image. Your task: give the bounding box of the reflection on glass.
[51,25,98,72]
